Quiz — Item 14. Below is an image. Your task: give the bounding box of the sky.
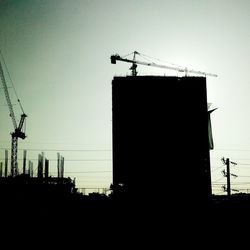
[0,0,250,194]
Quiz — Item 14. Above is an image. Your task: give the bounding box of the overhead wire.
[213,176,225,183]
[211,165,224,173]
[0,147,111,152]
[0,158,111,161]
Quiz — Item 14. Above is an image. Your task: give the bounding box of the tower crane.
[0,58,27,177]
[110,51,218,77]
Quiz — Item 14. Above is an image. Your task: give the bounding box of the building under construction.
[0,151,76,207]
[112,76,212,206]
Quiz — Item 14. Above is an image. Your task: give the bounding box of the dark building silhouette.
[112,76,212,208]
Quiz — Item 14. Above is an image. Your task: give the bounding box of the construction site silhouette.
[1,75,250,240]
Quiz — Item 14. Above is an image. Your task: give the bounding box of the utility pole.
[222,157,237,197]
[226,158,231,198]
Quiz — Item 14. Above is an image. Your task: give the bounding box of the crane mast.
[111,51,218,77]
[0,59,27,177]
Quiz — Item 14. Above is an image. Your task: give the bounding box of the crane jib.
[110,52,218,77]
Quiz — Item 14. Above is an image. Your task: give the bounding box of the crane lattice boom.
[0,61,18,129]
[110,51,218,77]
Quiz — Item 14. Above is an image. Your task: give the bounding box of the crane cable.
[123,51,187,74]
[121,51,135,59]
[138,51,185,69]
[129,51,217,77]
[0,48,25,114]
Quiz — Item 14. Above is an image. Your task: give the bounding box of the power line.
[0,148,111,152]
[213,176,225,183]
[211,165,224,173]
[213,182,250,185]
[236,176,250,178]
[214,148,250,152]
[0,158,111,162]
[51,171,111,174]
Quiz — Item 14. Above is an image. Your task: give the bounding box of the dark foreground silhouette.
[0,175,249,246]
[0,76,246,243]
[0,176,248,223]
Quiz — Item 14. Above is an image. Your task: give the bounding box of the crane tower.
[0,58,27,177]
